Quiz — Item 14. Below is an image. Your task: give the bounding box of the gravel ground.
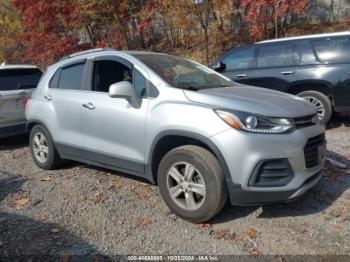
[0,114,349,258]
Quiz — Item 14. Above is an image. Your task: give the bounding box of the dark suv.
[212,32,350,123]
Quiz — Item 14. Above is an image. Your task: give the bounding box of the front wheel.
[297,91,332,124]
[157,145,228,223]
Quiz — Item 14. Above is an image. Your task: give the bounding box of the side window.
[257,44,293,68]
[92,60,132,92]
[50,69,60,89]
[294,41,317,65]
[57,63,85,90]
[134,69,147,97]
[312,37,350,63]
[221,47,254,71]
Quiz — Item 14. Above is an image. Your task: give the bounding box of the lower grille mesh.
[304,134,326,169]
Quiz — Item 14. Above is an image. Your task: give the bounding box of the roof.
[257,31,350,44]
[59,48,169,62]
[125,50,169,56]
[0,64,39,70]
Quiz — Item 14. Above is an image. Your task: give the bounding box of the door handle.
[235,74,247,78]
[281,71,295,75]
[82,102,95,110]
[44,94,53,101]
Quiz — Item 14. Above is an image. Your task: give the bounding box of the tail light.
[21,98,30,106]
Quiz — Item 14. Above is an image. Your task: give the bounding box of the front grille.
[294,114,317,129]
[304,134,326,169]
[249,159,294,187]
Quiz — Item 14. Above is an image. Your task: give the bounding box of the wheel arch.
[26,119,47,132]
[287,81,334,101]
[146,130,233,189]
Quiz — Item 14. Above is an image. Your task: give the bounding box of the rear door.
[220,46,255,84]
[43,61,87,155]
[249,43,298,92]
[0,68,42,125]
[311,36,350,108]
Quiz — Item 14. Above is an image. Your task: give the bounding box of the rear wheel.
[297,91,332,124]
[157,145,227,223]
[30,125,62,170]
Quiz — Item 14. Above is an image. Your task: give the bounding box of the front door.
[220,46,255,85]
[249,43,298,93]
[81,57,149,176]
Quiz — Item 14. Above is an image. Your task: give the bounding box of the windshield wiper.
[177,86,199,91]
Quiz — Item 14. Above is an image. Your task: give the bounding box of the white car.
[0,65,42,138]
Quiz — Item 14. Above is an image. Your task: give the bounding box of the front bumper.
[211,124,325,206]
[0,121,27,138]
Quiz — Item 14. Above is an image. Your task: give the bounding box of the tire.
[297,91,332,124]
[157,145,228,223]
[29,125,62,170]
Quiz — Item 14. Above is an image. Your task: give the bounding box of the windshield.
[133,54,235,90]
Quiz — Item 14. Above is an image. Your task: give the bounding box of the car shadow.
[327,112,350,130]
[0,134,29,151]
[0,175,110,259]
[211,150,350,224]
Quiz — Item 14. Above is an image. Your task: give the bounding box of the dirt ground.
[0,114,349,258]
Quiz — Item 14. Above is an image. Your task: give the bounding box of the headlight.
[215,110,293,134]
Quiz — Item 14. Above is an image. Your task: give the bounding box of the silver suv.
[26,49,326,223]
[0,65,42,138]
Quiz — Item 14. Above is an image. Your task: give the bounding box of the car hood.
[184,85,317,118]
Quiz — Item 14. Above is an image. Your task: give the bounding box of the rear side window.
[257,44,293,68]
[222,47,254,71]
[57,63,85,90]
[0,69,42,91]
[312,37,350,63]
[294,41,317,65]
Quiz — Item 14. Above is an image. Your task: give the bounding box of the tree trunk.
[204,0,211,65]
[274,0,279,39]
[116,14,130,49]
[330,0,335,26]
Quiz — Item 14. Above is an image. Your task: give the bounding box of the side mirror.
[211,61,226,72]
[108,81,140,108]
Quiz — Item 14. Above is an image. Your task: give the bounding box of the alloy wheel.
[33,132,49,163]
[166,161,206,211]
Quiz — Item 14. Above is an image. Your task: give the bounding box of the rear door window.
[294,41,317,65]
[312,36,350,63]
[57,63,85,90]
[0,68,42,91]
[221,47,254,71]
[257,44,294,68]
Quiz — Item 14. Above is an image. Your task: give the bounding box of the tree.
[0,0,22,63]
[193,0,213,65]
[12,0,82,67]
[241,0,310,40]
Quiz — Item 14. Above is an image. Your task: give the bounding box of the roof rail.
[60,47,117,61]
[257,31,350,44]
